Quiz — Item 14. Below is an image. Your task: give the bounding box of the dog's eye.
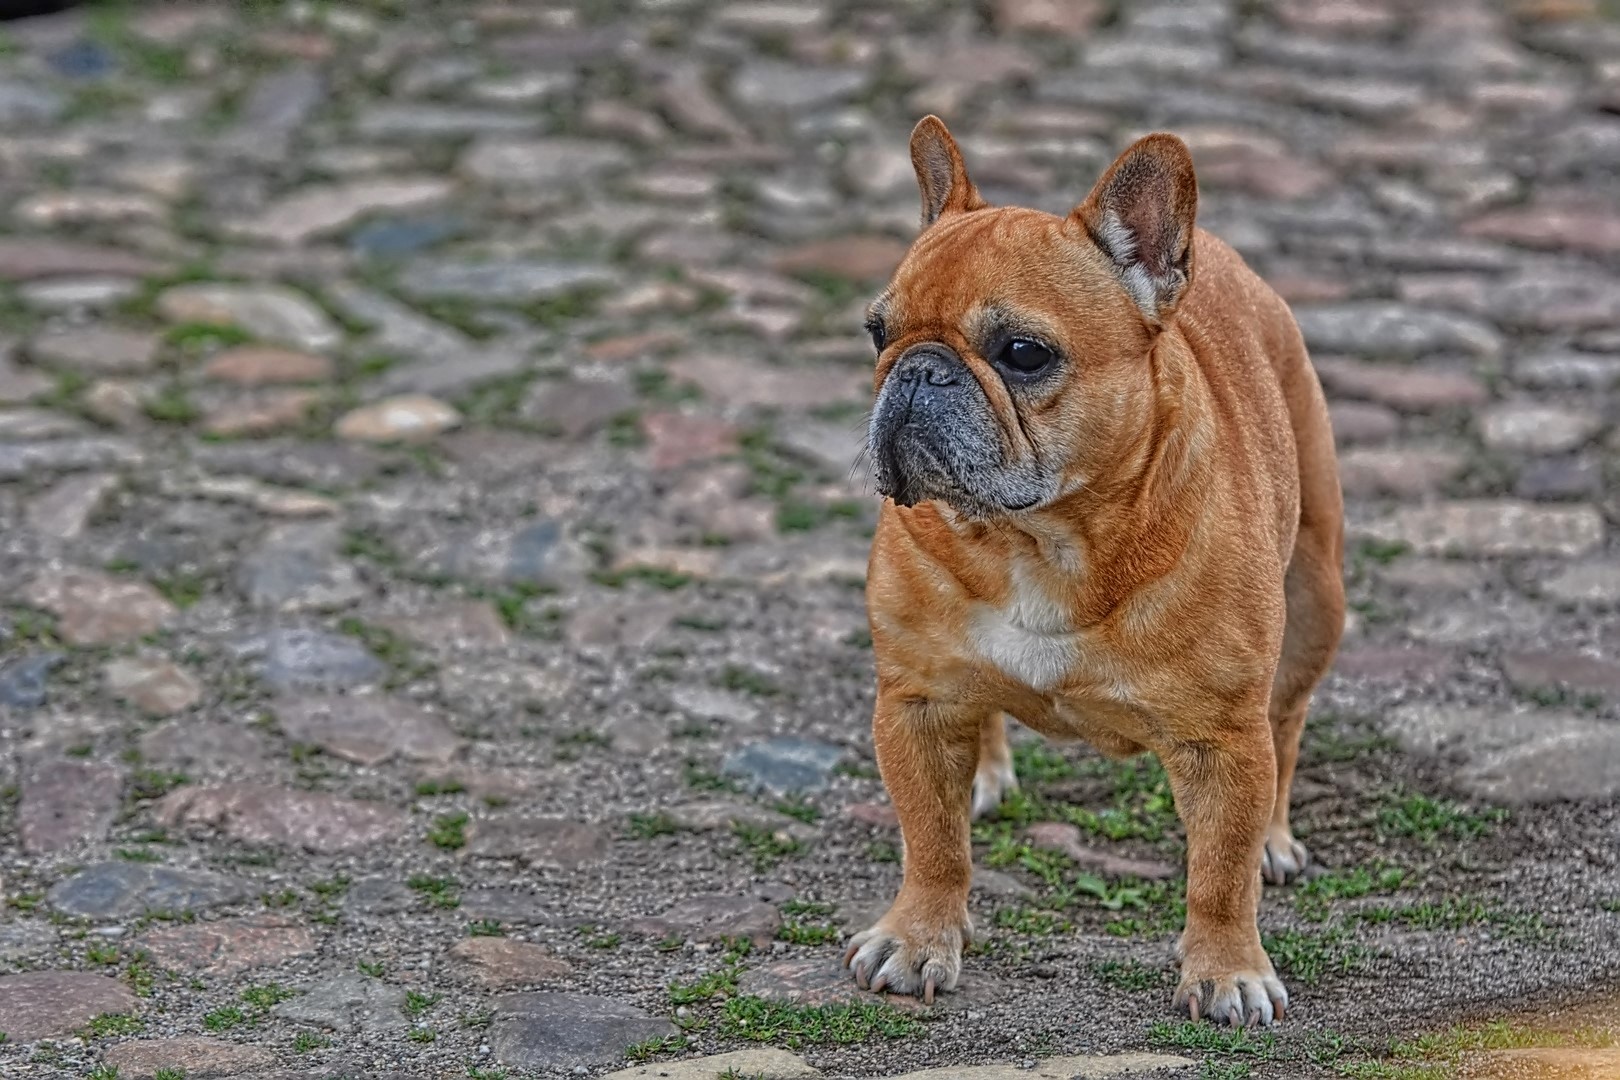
[997,338,1055,374]
[866,319,887,353]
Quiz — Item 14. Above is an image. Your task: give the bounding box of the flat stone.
[1539,562,1620,606]
[376,600,511,651]
[104,656,202,716]
[723,737,845,795]
[667,354,867,409]
[737,957,930,1009]
[491,992,677,1070]
[15,190,164,226]
[658,63,748,139]
[1479,404,1605,453]
[0,79,66,126]
[17,276,143,311]
[459,136,631,186]
[325,282,471,360]
[1295,303,1501,358]
[239,64,324,131]
[48,861,252,920]
[0,437,144,478]
[343,877,416,917]
[0,239,163,282]
[237,521,363,613]
[1464,203,1620,255]
[1513,351,1620,390]
[1315,357,1488,411]
[276,973,407,1034]
[1517,457,1602,502]
[1501,650,1620,702]
[102,1037,276,1080]
[350,214,464,257]
[993,0,1107,37]
[0,357,54,403]
[0,651,64,709]
[520,378,637,439]
[628,892,783,946]
[439,937,572,990]
[1386,703,1620,804]
[203,388,322,437]
[1023,822,1180,880]
[0,407,86,439]
[140,720,273,776]
[732,62,867,109]
[354,104,543,139]
[27,325,159,374]
[397,258,620,303]
[0,971,137,1042]
[466,817,609,869]
[157,783,408,853]
[642,410,740,470]
[236,626,386,691]
[885,1055,1198,1080]
[137,914,316,977]
[1332,646,1463,682]
[1355,501,1604,558]
[772,235,910,282]
[230,178,454,244]
[25,472,118,539]
[19,760,121,854]
[602,1048,822,1080]
[336,394,461,442]
[22,567,176,645]
[274,694,462,766]
[460,888,553,925]
[1338,446,1466,498]
[1471,1048,1620,1078]
[157,284,342,352]
[203,345,334,385]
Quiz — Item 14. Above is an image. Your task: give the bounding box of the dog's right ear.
[910,115,987,229]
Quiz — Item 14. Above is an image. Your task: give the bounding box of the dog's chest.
[967,562,1080,692]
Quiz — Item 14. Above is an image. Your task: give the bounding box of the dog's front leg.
[1162,715,1289,1027]
[844,692,979,1004]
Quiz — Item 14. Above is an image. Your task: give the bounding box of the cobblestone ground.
[2,2,1620,1078]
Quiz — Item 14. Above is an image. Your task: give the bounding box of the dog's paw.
[1262,826,1310,886]
[970,756,1018,820]
[1174,967,1289,1028]
[843,914,966,1004]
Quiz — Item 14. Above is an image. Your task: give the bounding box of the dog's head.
[867,116,1199,519]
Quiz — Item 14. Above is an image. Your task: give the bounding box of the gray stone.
[1501,650,1620,703]
[466,817,609,869]
[1479,404,1605,454]
[27,325,160,374]
[0,437,144,479]
[237,627,386,691]
[1539,562,1620,607]
[1516,458,1602,501]
[322,282,472,361]
[732,62,868,109]
[277,973,408,1034]
[240,65,324,130]
[397,258,621,303]
[628,892,783,945]
[48,861,251,920]
[19,760,121,854]
[344,876,417,916]
[723,736,846,795]
[140,720,273,776]
[1386,704,1620,804]
[137,914,316,977]
[459,137,631,186]
[491,992,677,1070]
[350,215,462,257]
[1295,302,1502,358]
[25,472,118,539]
[520,378,638,438]
[354,104,543,139]
[273,694,462,766]
[885,1055,1198,1079]
[0,652,64,709]
[0,971,136,1042]
[461,888,554,925]
[237,521,365,612]
[157,283,343,353]
[104,656,202,716]
[230,178,454,245]
[1355,501,1604,558]
[1513,351,1620,390]
[0,80,66,126]
[439,937,572,990]
[157,783,408,853]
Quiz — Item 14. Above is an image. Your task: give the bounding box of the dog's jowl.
[845,116,1345,1028]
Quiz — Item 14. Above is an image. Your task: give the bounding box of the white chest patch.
[968,563,1078,691]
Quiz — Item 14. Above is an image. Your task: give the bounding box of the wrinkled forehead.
[869,207,1118,341]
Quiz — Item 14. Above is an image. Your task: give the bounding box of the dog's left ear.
[1074,133,1198,327]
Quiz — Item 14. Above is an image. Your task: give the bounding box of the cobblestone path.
[1,1,1619,1078]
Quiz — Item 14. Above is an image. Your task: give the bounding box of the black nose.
[896,350,961,388]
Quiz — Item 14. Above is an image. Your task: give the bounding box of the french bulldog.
[844,116,1344,1028]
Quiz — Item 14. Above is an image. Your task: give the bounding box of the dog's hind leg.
[971,712,1018,819]
[1264,506,1344,885]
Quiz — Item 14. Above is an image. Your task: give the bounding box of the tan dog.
[843,117,1344,1027]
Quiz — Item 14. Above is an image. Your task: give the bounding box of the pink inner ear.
[1116,171,1178,278]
